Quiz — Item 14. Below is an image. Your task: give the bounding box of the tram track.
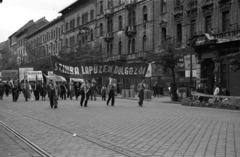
[1,101,145,157]
[0,120,53,157]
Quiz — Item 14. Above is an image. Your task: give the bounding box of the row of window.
[29,25,64,46]
[165,10,231,44]
[18,38,26,47]
[99,0,130,14]
[105,35,148,56]
[44,42,62,56]
[18,47,25,56]
[65,10,94,32]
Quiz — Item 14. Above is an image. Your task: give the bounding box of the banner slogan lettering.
[51,56,149,79]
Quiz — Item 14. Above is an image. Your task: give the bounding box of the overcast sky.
[0,0,76,43]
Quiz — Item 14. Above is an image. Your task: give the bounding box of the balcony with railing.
[125,26,137,38]
[103,32,114,42]
[173,4,183,22]
[186,0,198,19]
[103,51,148,62]
[125,0,137,10]
[104,8,114,19]
[212,29,240,40]
[125,51,148,60]
[103,54,126,62]
[174,5,183,14]
[187,0,197,9]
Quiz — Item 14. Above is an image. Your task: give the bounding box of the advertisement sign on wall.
[184,55,197,70]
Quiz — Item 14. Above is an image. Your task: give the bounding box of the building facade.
[26,17,64,59]
[58,0,160,88]
[14,17,49,64]
[11,0,240,95]
[159,0,240,95]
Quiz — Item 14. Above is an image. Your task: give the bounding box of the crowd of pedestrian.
[0,79,148,109]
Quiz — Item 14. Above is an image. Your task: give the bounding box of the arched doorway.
[201,58,215,93]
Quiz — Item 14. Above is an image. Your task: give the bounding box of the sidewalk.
[114,94,182,104]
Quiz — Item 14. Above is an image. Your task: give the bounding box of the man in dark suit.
[107,84,115,106]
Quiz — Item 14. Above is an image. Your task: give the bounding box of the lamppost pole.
[189,0,193,92]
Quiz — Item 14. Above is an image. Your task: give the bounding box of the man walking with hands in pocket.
[137,80,146,107]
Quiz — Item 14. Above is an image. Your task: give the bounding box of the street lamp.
[189,0,194,92]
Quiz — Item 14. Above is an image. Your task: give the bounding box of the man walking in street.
[48,81,58,109]
[137,81,145,107]
[69,80,75,100]
[60,82,67,100]
[107,83,115,106]
[23,81,31,101]
[11,80,19,102]
[91,82,98,101]
[80,80,91,107]
[4,81,10,97]
[0,81,4,100]
[101,85,107,101]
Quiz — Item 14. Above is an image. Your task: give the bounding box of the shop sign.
[184,55,197,70]
[175,57,185,71]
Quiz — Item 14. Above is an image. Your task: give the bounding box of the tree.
[25,42,51,71]
[58,42,103,63]
[0,47,18,70]
[145,39,192,101]
[228,52,240,72]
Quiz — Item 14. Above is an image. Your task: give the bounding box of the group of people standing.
[196,84,230,103]
[152,83,164,98]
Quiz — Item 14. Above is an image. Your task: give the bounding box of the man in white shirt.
[213,85,220,95]
[213,84,220,103]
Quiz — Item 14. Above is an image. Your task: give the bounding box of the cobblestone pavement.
[0,94,239,157]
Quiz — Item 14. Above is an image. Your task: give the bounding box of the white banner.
[26,71,43,82]
[47,71,66,82]
[145,63,152,78]
[19,67,33,81]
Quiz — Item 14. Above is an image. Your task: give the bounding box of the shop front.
[192,33,240,96]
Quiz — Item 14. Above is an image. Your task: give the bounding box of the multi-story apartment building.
[59,0,97,52]
[58,0,161,87]
[26,17,64,59]
[159,0,240,95]
[0,40,9,70]
[14,17,49,64]
[16,0,239,95]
